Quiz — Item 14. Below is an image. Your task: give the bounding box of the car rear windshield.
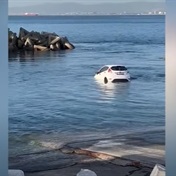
[111,66,127,71]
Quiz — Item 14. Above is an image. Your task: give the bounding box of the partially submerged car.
[94,65,130,84]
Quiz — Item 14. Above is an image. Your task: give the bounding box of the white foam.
[85,140,165,165]
[39,141,64,149]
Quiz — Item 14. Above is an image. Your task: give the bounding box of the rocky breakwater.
[9,27,75,52]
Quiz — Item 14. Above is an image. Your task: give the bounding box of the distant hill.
[9,2,165,15]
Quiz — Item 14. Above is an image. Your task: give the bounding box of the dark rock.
[9,43,18,52]
[17,39,24,49]
[8,27,75,53]
[19,27,30,40]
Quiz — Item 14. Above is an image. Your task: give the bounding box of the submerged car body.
[94,65,130,84]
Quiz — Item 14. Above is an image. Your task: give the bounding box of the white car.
[94,65,130,84]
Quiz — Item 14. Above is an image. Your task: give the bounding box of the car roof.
[103,65,126,67]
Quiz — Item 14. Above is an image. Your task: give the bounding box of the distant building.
[24,13,39,16]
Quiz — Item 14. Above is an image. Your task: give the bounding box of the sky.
[9,0,164,7]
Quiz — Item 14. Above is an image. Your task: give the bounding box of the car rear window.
[111,66,127,71]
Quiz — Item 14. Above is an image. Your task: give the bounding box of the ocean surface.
[8,15,165,157]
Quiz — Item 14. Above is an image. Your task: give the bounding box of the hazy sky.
[9,0,164,7]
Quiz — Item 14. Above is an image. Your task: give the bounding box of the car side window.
[99,66,109,73]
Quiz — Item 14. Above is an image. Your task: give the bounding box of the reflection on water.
[9,51,34,61]
[95,79,130,101]
[9,50,73,62]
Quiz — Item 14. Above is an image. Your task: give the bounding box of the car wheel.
[104,77,108,84]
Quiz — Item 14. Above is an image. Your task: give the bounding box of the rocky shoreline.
[9,27,75,52]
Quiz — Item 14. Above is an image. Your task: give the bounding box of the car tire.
[104,77,108,84]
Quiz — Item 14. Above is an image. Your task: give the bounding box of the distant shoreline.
[8,14,165,17]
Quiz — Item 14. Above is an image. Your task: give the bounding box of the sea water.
[8,15,165,157]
